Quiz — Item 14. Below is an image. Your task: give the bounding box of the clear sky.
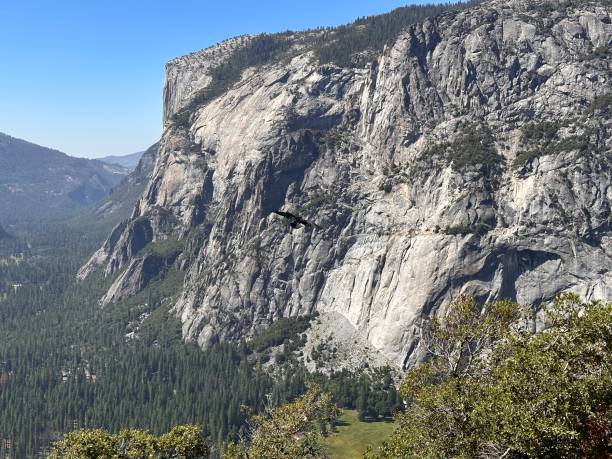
[0,0,447,158]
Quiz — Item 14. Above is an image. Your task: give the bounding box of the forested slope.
[0,133,128,223]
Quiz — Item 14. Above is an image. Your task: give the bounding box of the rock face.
[92,143,159,221]
[83,0,612,369]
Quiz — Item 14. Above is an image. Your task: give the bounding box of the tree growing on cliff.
[368,294,612,459]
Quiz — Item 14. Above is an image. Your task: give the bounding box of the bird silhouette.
[273,210,322,229]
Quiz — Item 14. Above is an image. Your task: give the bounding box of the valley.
[0,0,611,457]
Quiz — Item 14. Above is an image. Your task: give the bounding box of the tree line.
[48,294,611,458]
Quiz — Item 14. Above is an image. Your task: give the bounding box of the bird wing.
[306,220,323,230]
[273,210,293,219]
[294,215,310,225]
[273,210,322,229]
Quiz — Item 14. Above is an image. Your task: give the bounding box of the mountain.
[0,223,9,240]
[0,133,129,223]
[81,0,612,370]
[98,151,145,171]
[93,142,159,221]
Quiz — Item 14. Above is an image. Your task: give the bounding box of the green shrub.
[50,424,208,458]
[224,385,340,459]
[249,314,316,353]
[586,93,612,115]
[369,295,612,459]
[514,120,594,168]
[521,120,563,143]
[426,124,503,172]
[444,223,489,236]
[550,135,591,154]
[141,237,185,259]
[305,190,335,210]
[589,45,611,60]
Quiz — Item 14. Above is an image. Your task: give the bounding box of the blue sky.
[0,0,446,158]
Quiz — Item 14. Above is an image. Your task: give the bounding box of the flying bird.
[273,210,322,230]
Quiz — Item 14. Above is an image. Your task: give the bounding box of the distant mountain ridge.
[0,223,9,240]
[0,132,129,223]
[98,151,145,171]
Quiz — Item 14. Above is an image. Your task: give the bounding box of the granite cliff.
[81,0,612,369]
[93,142,159,221]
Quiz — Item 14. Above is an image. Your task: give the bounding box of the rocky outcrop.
[163,36,253,123]
[82,0,612,369]
[93,142,159,221]
[101,249,180,304]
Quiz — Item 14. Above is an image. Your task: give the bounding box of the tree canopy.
[224,384,340,459]
[369,294,612,459]
[49,424,208,458]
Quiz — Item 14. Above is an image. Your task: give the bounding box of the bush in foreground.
[49,424,208,458]
[224,384,340,459]
[369,294,612,459]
